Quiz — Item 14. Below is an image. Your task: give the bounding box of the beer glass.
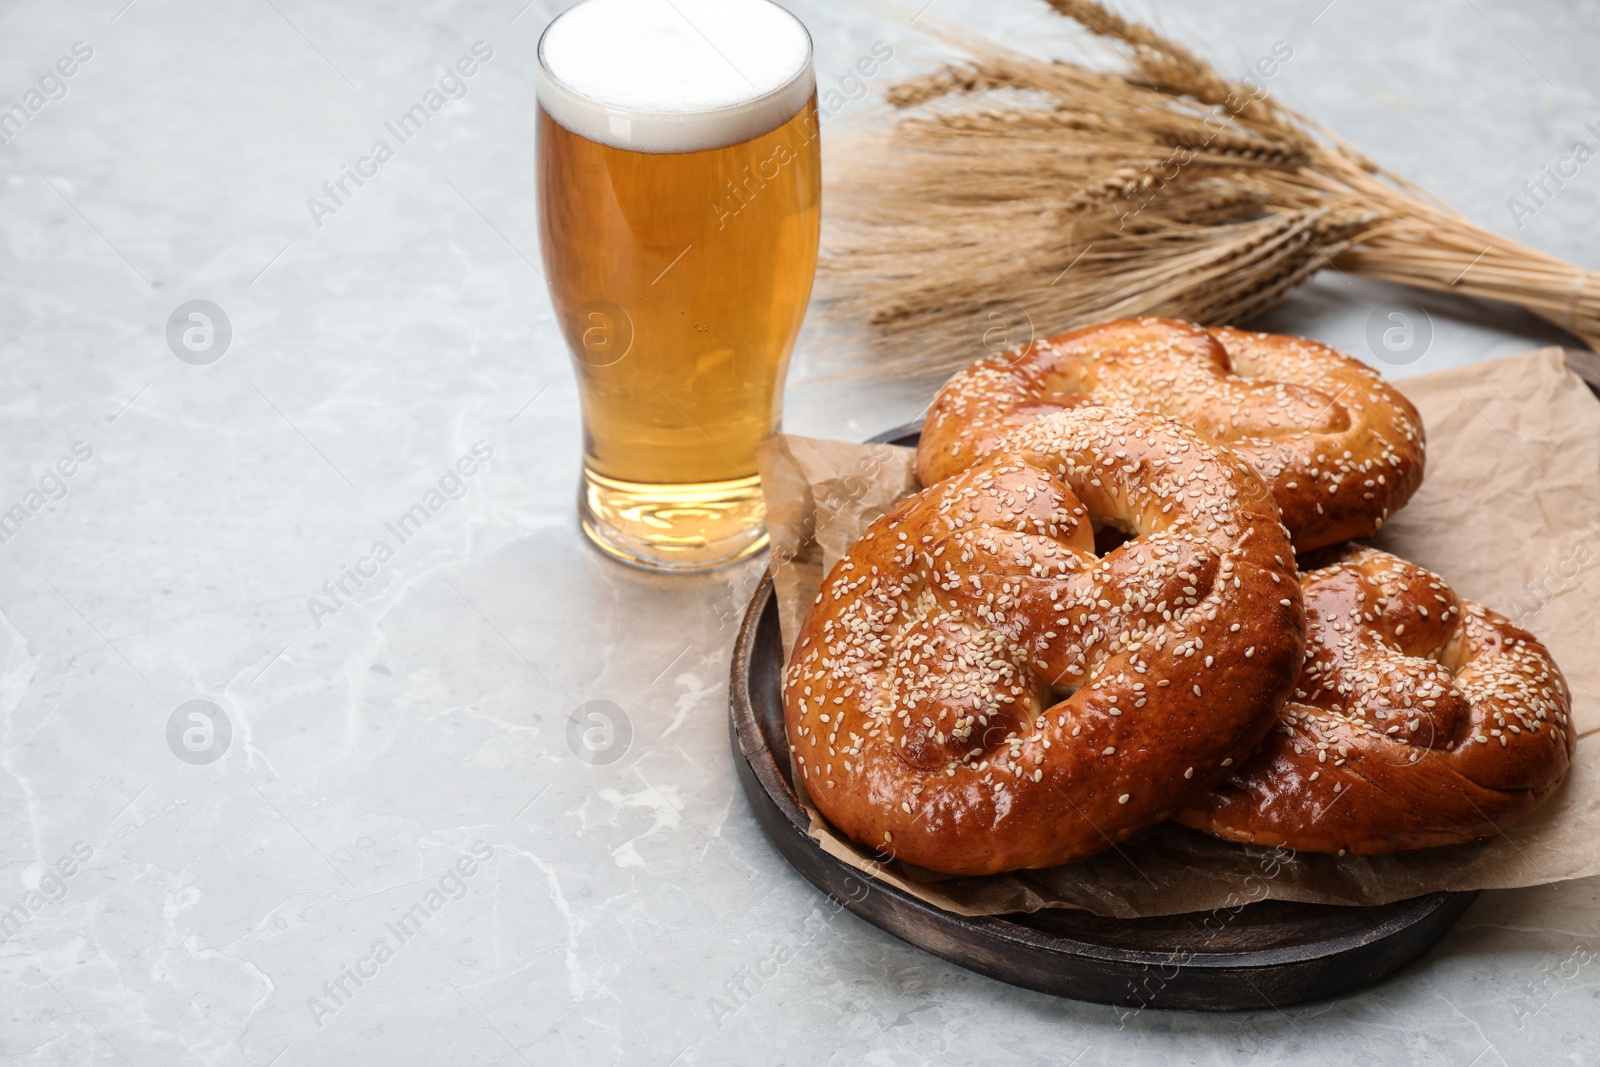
[536,0,821,571]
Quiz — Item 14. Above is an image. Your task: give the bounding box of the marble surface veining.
[0,0,1597,1064]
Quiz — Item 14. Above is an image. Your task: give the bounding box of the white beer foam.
[537,0,813,154]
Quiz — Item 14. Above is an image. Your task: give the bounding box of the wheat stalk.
[820,0,1599,377]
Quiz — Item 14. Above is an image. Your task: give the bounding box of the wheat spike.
[819,2,1598,377]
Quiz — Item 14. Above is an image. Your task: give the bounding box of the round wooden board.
[725,422,1476,1011]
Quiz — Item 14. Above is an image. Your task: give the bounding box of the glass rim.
[536,0,814,125]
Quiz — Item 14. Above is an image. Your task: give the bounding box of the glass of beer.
[536,0,821,571]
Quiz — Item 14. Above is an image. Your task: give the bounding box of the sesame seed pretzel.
[1178,546,1574,854]
[784,407,1305,875]
[917,317,1426,553]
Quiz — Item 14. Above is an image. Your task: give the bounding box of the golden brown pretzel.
[917,317,1426,553]
[784,407,1305,875]
[1177,546,1574,854]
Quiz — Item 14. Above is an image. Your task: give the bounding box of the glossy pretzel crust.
[784,407,1304,875]
[1177,546,1574,854]
[917,317,1426,553]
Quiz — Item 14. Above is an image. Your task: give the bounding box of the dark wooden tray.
[726,421,1479,1011]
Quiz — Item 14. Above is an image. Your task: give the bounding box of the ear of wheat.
[820,0,1598,378]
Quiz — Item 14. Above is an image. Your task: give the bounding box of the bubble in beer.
[537,0,813,153]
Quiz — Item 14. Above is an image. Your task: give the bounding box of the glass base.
[579,468,769,573]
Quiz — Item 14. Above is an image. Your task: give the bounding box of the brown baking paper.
[755,348,1600,918]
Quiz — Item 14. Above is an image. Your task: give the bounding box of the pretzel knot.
[1178,546,1574,854]
[784,407,1305,875]
[917,317,1426,553]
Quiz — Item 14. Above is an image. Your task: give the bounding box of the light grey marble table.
[1,0,1597,1064]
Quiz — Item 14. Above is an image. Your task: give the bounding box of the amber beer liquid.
[536,0,820,571]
